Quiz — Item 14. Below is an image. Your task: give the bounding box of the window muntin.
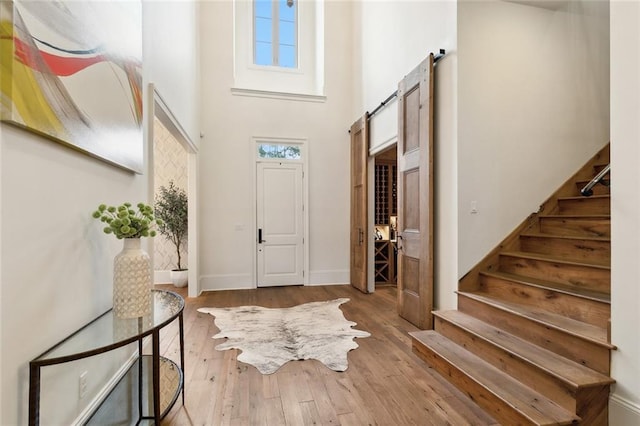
[253,0,297,68]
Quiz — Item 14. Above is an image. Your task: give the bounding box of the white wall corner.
[610,393,640,426]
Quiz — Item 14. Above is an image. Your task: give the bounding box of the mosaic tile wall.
[153,116,188,271]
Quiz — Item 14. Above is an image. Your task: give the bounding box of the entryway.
[373,145,398,287]
[254,139,307,287]
[149,84,199,297]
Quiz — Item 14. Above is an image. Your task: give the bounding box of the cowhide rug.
[197,298,370,374]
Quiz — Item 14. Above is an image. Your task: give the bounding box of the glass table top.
[32,290,184,365]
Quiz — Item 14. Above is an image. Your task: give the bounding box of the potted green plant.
[155,181,188,287]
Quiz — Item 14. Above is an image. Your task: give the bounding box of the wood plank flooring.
[154,284,497,426]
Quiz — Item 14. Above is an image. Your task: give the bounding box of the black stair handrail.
[581,164,610,196]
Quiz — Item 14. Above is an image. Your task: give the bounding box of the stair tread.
[433,310,614,389]
[500,250,610,270]
[457,291,615,349]
[520,230,610,243]
[539,214,610,218]
[481,270,611,303]
[410,330,581,426]
[576,179,610,185]
[558,194,610,202]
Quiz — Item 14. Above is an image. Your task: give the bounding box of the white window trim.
[233,0,325,99]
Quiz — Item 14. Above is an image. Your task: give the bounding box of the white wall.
[0,2,199,424]
[198,1,354,290]
[1,124,145,425]
[610,2,640,423]
[457,0,610,275]
[144,1,201,148]
[354,1,458,310]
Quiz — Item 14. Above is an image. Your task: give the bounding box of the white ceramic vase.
[113,238,152,318]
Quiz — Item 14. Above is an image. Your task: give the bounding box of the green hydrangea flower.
[92,202,161,239]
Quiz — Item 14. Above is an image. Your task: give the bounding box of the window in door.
[257,143,301,160]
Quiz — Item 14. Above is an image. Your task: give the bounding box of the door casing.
[252,137,309,288]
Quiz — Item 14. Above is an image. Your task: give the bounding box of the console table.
[28,290,185,425]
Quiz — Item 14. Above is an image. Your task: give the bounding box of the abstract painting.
[0,0,143,173]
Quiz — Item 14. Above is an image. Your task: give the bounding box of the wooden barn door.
[350,115,369,293]
[396,54,434,329]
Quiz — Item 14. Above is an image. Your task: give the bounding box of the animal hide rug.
[197,298,370,374]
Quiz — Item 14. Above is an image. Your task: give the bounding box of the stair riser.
[434,316,579,412]
[478,274,610,328]
[411,340,540,426]
[593,164,609,174]
[538,217,610,238]
[576,386,610,426]
[558,198,610,215]
[499,255,610,294]
[519,236,610,266]
[458,295,610,375]
[575,182,610,196]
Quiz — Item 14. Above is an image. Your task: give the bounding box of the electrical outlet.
[79,371,88,399]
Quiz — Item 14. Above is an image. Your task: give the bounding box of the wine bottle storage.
[375,164,389,224]
[375,162,397,225]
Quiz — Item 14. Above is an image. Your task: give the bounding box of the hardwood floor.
[156,284,498,426]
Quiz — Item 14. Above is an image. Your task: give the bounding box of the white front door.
[256,162,304,287]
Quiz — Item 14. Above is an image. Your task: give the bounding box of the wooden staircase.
[410,144,615,425]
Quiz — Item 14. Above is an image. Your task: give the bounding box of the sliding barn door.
[396,54,434,329]
[350,115,369,293]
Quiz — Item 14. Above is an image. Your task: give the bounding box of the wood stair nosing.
[575,180,610,195]
[538,214,610,219]
[479,270,611,304]
[557,195,610,215]
[558,194,610,203]
[499,251,610,294]
[537,215,610,238]
[500,251,610,270]
[518,232,610,267]
[456,291,615,350]
[457,292,612,376]
[519,231,610,244]
[477,273,610,329]
[432,310,615,391]
[410,330,581,426]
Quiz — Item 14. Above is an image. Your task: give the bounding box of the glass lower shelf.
[86,355,183,425]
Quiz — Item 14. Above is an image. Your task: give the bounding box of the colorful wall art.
[0,0,143,173]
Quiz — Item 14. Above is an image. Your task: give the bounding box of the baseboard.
[308,269,349,286]
[610,393,640,425]
[200,270,349,290]
[71,351,138,425]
